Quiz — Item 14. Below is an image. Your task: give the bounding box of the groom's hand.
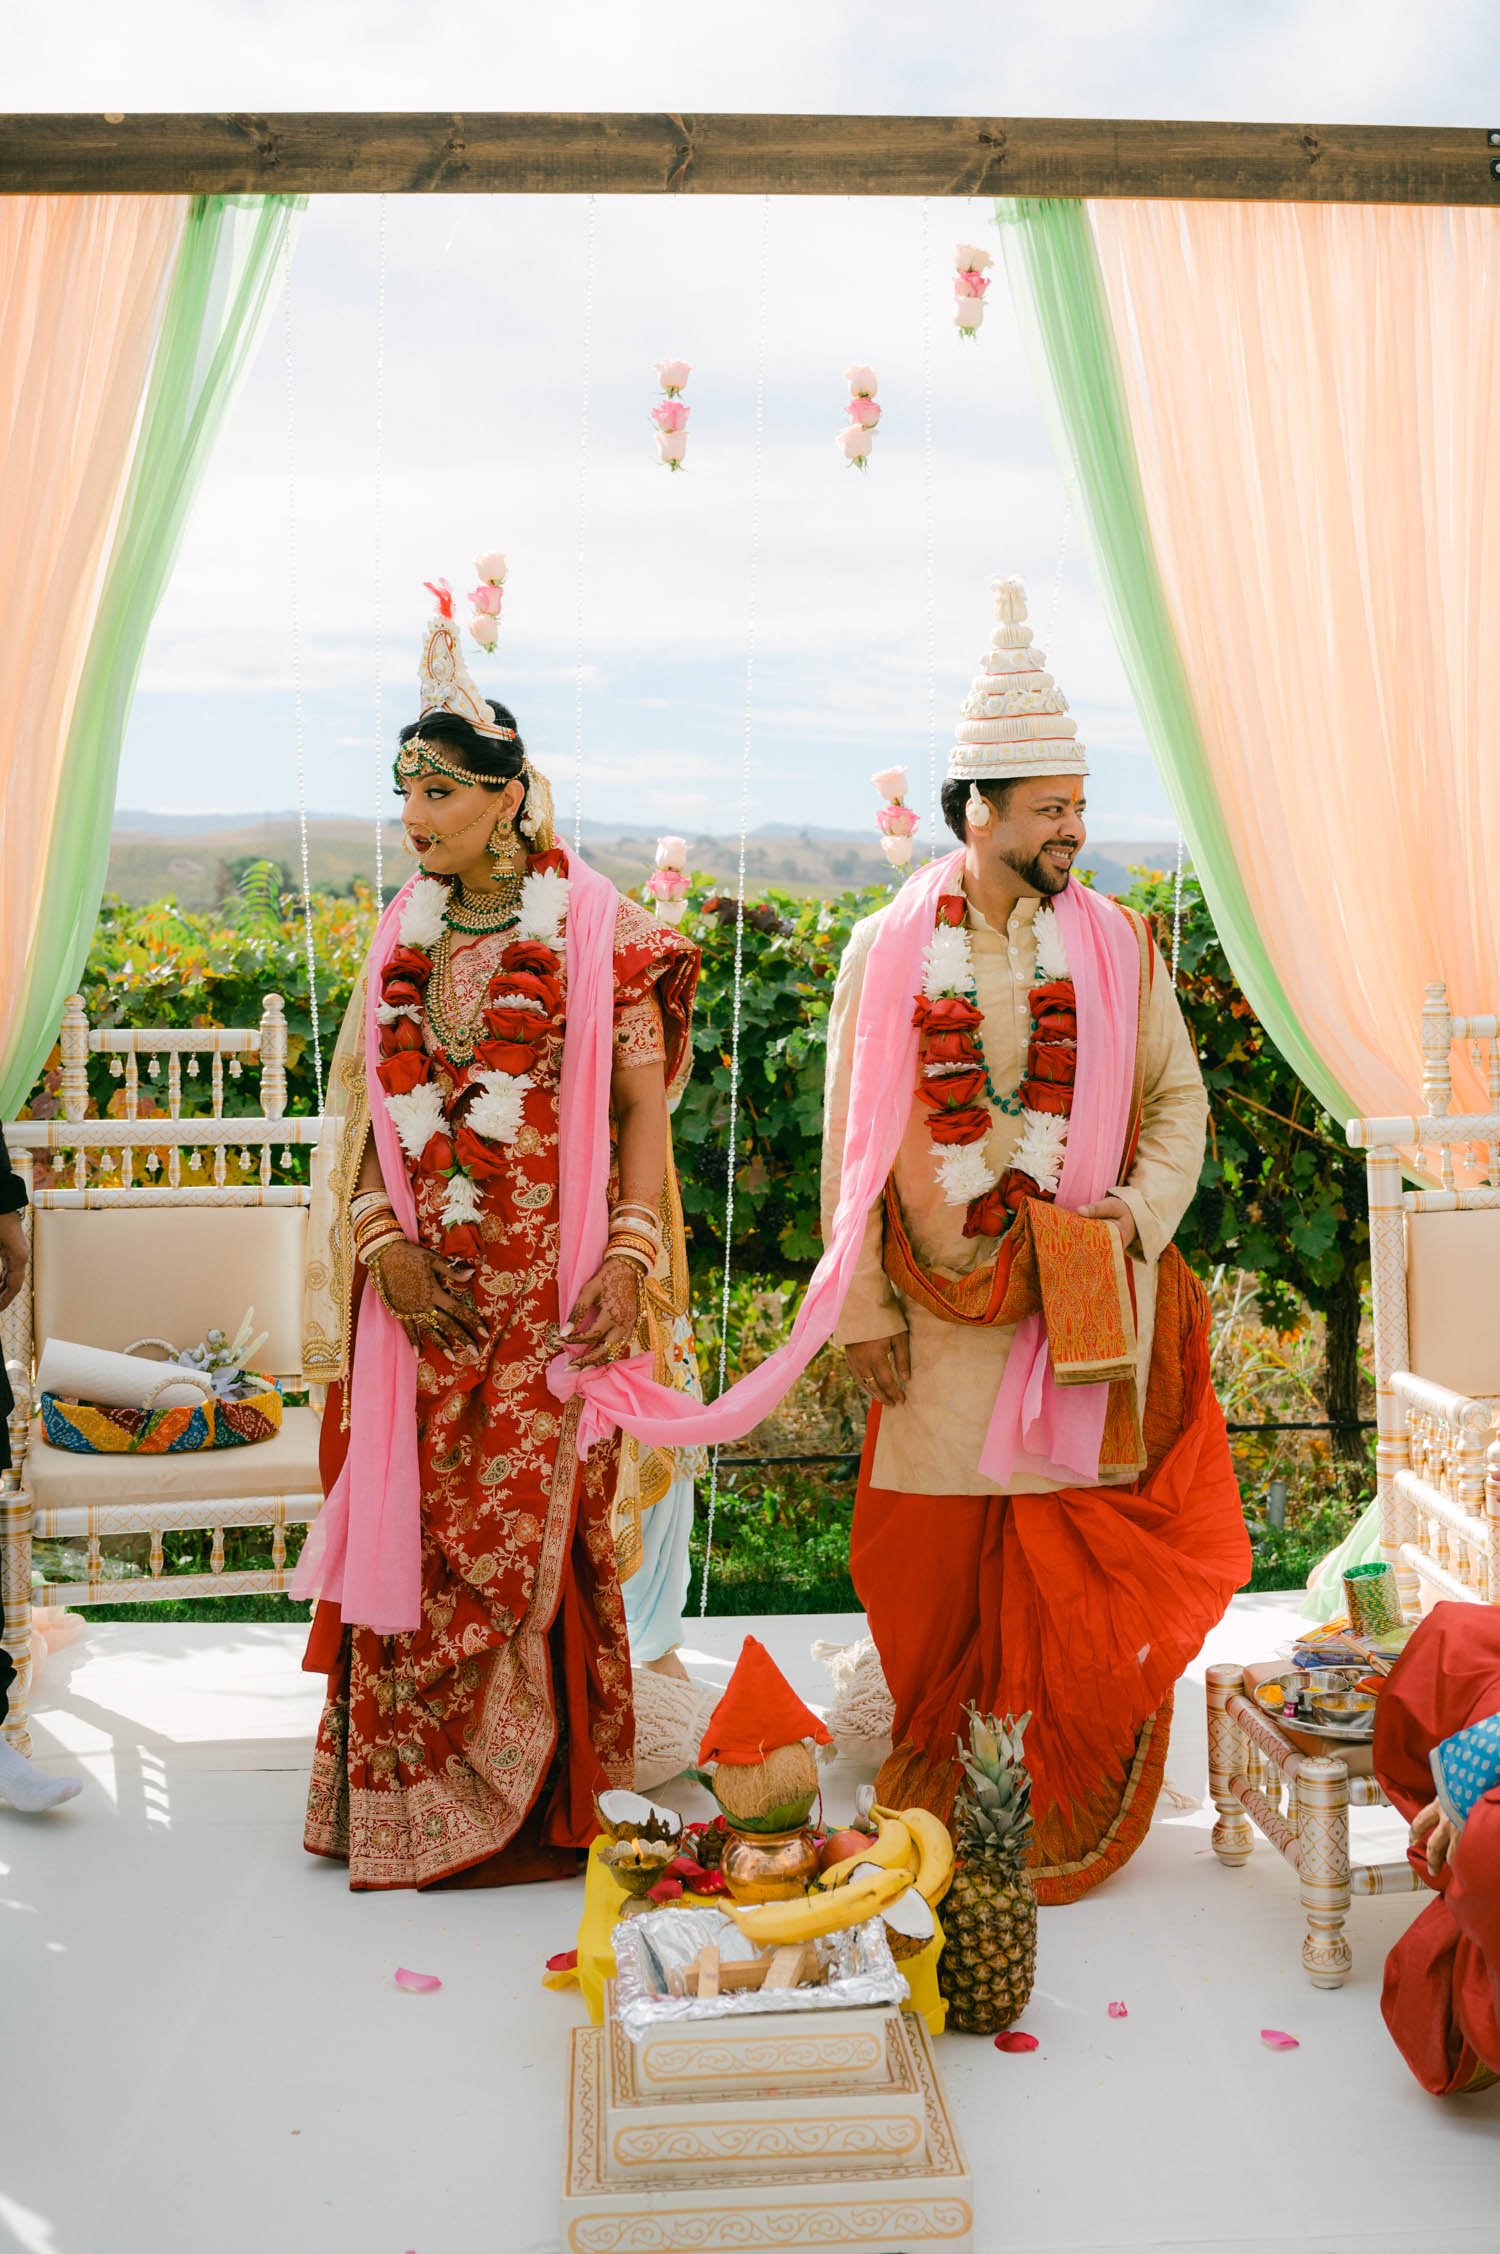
[845,1333,910,1409]
[1079,1195,1138,1251]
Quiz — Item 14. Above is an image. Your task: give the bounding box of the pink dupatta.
[299,846,1141,1634]
[291,885,422,1632]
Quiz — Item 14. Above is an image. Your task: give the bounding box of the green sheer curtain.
[2,194,299,1117]
[994,197,1353,1124]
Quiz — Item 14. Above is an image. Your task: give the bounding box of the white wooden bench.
[1347,980,1500,1618]
[0,992,323,1750]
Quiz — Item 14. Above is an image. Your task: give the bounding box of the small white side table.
[1206,1661,1427,1988]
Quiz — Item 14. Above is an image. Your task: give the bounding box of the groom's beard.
[1000,844,1074,896]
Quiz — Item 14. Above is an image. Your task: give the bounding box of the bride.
[295,581,700,1889]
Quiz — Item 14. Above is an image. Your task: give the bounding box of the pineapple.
[936,1707,1038,2035]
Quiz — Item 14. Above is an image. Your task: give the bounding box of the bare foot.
[643,1649,690,1683]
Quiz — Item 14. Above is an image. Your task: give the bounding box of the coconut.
[849,1861,938,1961]
[711,1741,819,1831]
[594,1789,684,1846]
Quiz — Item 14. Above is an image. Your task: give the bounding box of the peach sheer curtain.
[0,197,184,1052]
[1089,200,1500,1124]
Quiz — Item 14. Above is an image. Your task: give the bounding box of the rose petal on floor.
[994,2030,1039,2053]
[394,1966,443,1994]
[1260,2028,1300,2049]
[1107,2000,1129,2019]
[546,1949,579,1974]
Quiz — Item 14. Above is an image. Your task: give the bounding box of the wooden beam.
[1,112,1497,203]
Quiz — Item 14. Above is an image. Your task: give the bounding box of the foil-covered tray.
[614,1906,908,2043]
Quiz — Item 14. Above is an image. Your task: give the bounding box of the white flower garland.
[382,867,570,1225]
[925,901,1073,1209]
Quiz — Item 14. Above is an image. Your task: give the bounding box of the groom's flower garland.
[912,894,1079,1240]
[374,852,570,1264]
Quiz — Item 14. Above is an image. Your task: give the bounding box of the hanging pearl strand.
[283,241,324,1098]
[698,195,771,1619]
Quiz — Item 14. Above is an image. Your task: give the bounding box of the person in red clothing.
[1374,1603,1500,2096]
[295,587,697,1890]
[823,575,1249,1903]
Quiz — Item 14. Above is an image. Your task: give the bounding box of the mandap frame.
[0,111,1498,203]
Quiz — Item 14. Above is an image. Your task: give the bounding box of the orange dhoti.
[853,1232,1250,1904]
[1374,1603,1500,2096]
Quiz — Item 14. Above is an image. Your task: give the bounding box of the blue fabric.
[1431,1712,1500,1829]
[622,1473,695,1663]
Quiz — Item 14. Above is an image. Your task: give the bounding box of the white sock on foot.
[0,1739,83,1813]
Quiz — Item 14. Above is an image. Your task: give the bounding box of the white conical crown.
[946,575,1088,784]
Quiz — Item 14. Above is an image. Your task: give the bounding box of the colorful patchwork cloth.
[1433,1713,1500,1830]
[40,1384,283,1455]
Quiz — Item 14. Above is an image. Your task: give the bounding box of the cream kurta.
[820,888,1207,1496]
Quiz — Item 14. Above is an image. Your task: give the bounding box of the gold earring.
[486,818,515,867]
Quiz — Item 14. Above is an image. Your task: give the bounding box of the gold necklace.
[444,872,523,935]
[426,928,510,1067]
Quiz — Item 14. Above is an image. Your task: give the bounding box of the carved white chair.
[1346,979,1500,1619]
[1205,980,1500,1986]
[0,992,324,1750]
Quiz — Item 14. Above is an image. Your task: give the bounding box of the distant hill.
[106,812,1183,907]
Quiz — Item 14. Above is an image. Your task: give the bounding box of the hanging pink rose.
[656,430,688,467]
[871,765,908,801]
[844,364,878,397]
[655,835,689,871]
[954,243,994,273]
[882,835,916,868]
[647,867,690,901]
[955,269,991,298]
[956,301,986,333]
[469,613,499,652]
[837,425,874,462]
[877,804,919,838]
[655,358,691,394]
[651,399,690,434]
[846,395,882,429]
[473,550,508,583]
[468,581,504,615]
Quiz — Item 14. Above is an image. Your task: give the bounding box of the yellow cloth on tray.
[543,1837,946,2037]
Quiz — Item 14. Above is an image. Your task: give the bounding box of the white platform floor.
[6,1592,1498,2254]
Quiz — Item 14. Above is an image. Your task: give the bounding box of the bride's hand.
[370,1239,487,1358]
[563,1257,643,1369]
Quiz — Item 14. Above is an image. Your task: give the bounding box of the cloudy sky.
[8,1,1498,846]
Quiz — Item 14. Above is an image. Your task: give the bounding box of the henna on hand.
[370,1240,487,1356]
[564,1256,643,1368]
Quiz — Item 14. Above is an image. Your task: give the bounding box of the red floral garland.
[911,895,1081,1240]
[374,849,569,1265]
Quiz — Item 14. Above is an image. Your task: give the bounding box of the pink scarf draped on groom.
[297,844,1139,1633]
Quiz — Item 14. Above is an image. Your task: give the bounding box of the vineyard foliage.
[29,864,1367,1381]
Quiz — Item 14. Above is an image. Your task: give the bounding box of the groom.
[820,578,1248,1900]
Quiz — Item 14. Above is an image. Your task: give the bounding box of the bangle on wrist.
[604,1244,653,1278]
[356,1229,407,1271]
[611,1200,661,1231]
[606,1231,658,1267]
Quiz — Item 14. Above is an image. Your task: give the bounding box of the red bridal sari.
[1374,1603,1500,2096]
[302,882,697,1890]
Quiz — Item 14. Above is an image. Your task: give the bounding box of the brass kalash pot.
[720,1824,822,1903]
[710,1740,823,1904]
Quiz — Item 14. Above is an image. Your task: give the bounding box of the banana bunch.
[822,1806,955,1907]
[716,1858,914,1948]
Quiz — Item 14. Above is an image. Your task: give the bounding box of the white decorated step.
[603,1990,927,2176]
[563,2015,974,2253]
